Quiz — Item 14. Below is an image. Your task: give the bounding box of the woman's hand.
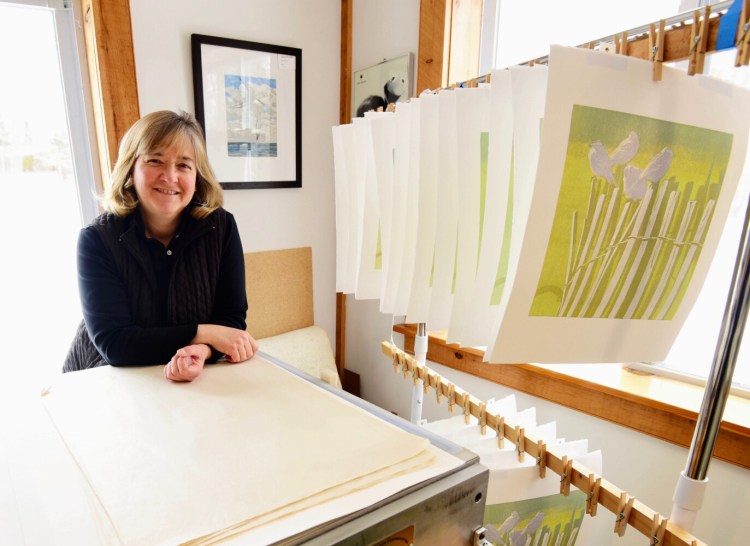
[193,324,258,363]
[164,344,210,382]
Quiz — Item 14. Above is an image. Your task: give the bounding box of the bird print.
[589,140,615,183]
[641,146,673,183]
[609,131,640,165]
[623,164,646,199]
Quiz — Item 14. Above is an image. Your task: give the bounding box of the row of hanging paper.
[332,44,750,365]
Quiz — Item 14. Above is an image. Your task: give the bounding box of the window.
[0,0,98,398]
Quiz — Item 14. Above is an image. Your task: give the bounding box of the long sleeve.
[77,226,197,365]
[208,212,247,331]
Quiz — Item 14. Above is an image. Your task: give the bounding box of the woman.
[64,110,257,381]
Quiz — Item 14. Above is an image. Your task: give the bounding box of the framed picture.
[352,53,414,118]
[191,34,301,189]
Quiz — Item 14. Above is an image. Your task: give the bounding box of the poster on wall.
[191,34,301,189]
[352,53,414,119]
[489,45,750,364]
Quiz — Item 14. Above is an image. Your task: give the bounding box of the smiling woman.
[64,111,259,382]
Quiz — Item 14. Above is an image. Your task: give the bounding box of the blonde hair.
[102,110,223,219]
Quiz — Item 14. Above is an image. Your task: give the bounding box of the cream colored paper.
[382,101,414,314]
[406,92,440,323]
[428,90,460,330]
[42,358,432,546]
[447,87,491,344]
[462,69,515,348]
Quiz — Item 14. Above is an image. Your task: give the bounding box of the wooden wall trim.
[416,0,451,94]
[394,323,750,470]
[82,0,140,184]
[336,0,353,377]
[339,0,353,124]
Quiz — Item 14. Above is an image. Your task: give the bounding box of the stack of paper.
[41,358,462,545]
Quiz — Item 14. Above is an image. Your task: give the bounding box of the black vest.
[63,208,229,372]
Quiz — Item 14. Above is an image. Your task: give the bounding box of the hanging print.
[531,106,732,321]
[489,45,750,364]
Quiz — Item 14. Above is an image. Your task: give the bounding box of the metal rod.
[685,190,750,480]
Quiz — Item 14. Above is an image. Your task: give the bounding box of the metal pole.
[671,190,750,530]
[410,322,427,423]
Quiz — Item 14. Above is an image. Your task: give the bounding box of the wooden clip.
[447,383,456,413]
[614,492,635,536]
[462,392,471,424]
[650,514,668,545]
[386,102,396,112]
[392,351,401,374]
[688,6,711,75]
[495,415,504,448]
[516,426,525,462]
[402,355,409,379]
[536,441,547,478]
[479,403,487,435]
[586,474,601,516]
[649,20,666,81]
[617,31,628,55]
[412,359,421,386]
[739,0,750,66]
[485,72,492,84]
[435,375,443,404]
[559,456,573,496]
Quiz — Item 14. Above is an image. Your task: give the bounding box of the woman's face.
[132,138,197,227]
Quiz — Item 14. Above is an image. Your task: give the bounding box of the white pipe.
[670,471,709,532]
[410,323,428,423]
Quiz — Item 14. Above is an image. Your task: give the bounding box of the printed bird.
[609,131,640,165]
[589,140,615,183]
[641,146,674,183]
[623,164,646,199]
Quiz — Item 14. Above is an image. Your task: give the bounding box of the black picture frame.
[191,34,302,189]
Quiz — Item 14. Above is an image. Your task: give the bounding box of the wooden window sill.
[394,323,750,470]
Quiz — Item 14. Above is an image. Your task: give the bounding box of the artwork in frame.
[352,53,414,118]
[191,34,301,189]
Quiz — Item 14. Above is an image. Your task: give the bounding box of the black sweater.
[64,206,247,371]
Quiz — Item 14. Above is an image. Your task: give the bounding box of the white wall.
[343,3,750,546]
[129,0,340,343]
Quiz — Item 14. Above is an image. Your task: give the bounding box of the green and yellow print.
[530,105,732,320]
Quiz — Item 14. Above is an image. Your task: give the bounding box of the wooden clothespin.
[495,415,505,448]
[412,359,421,386]
[688,6,711,75]
[447,383,456,413]
[386,102,396,112]
[485,73,492,84]
[516,426,525,462]
[536,441,547,478]
[392,351,401,374]
[462,392,471,424]
[614,492,635,537]
[586,474,601,516]
[615,31,628,55]
[559,456,573,496]
[737,0,750,66]
[650,514,668,545]
[422,367,431,394]
[435,375,443,404]
[479,403,487,435]
[649,20,666,81]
